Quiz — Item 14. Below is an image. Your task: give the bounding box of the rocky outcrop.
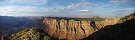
[10,27,56,40]
[83,12,135,40]
[43,18,119,40]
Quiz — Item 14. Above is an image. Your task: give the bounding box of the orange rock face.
[42,18,119,40]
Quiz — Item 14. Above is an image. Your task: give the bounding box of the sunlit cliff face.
[42,17,120,40]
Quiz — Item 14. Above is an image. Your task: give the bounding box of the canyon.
[42,17,119,40]
[1,12,135,40]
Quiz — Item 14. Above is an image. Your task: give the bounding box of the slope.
[83,12,135,40]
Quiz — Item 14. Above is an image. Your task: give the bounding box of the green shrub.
[10,27,56,40]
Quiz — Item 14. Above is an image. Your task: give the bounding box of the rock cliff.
[43,17,119,40]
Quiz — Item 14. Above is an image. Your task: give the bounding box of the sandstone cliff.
[43,18,120,40]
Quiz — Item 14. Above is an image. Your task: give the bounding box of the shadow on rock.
[83,19,135,40]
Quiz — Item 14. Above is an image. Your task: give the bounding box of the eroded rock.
[43,18,119,40]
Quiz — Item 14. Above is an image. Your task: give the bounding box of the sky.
[0,0,135,17]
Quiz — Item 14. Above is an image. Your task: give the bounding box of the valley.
[0,12,135,40]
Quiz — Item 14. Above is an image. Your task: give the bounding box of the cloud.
[80,10,89,12]
[110,0,127,3]
[3,1,133,17]
[80,10,91,13]
[70,2,96,8]
[0,2,96,16]
[0,0,134,17]
[41,2,96,16]
[0,0,48,5]
[111,8,135,16]
[110,0,135,4]
[0,6,46,16]
[79,2,135,17]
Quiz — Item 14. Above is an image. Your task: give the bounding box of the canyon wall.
[42,18,119,40]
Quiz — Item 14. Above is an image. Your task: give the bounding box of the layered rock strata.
[43,18,119,40]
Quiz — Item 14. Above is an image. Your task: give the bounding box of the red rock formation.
[42,18,119,40]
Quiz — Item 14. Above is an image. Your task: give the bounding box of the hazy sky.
[0,0,135,17]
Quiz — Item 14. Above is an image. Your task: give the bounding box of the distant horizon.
[0,15,123,19]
